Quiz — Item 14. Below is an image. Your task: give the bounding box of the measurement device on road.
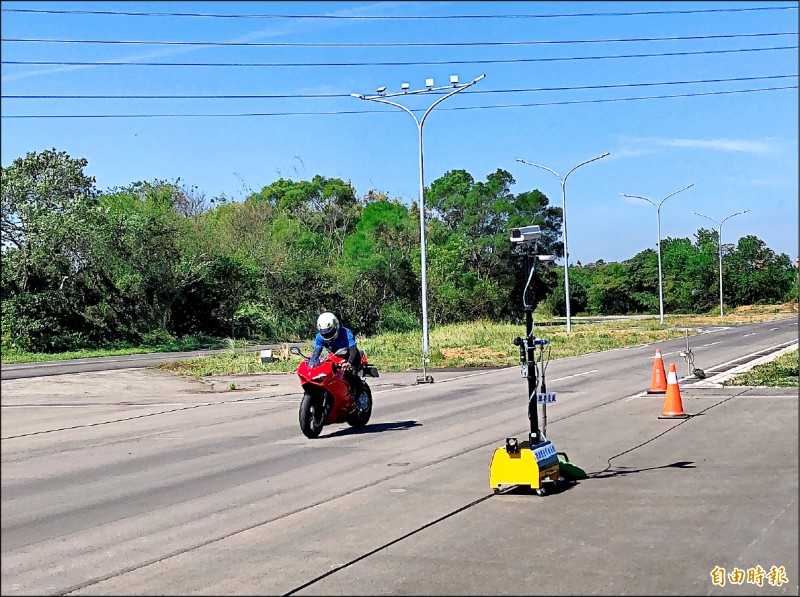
[678,329,706,379]
[489,232,579,496]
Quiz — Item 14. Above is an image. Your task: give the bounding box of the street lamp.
[516,153,610,333]
[621,183,694,325]
[353,74,486,383]
[692,209,749,317]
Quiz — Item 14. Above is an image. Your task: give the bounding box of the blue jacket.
[309,326,357,367]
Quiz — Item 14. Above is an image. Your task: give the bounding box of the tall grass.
[6,304,794,377]
[157,318,695,377]
[725,349,798,387]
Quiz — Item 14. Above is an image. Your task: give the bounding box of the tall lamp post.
[353,74,486,383]
[620,183,694,325]
[516,153,610,333]
[692,209,749,317]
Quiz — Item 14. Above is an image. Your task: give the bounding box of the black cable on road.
[282,492,498,596]
[586,389,749,478]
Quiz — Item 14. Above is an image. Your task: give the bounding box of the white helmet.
[316,312,340,342]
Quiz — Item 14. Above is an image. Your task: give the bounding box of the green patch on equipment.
[557,453,587,480]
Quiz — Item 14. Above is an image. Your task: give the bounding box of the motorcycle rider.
[309,312,369,411]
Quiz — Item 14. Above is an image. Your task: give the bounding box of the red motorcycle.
[289,346,379,439]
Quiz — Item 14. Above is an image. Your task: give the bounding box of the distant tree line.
[2,149,797,353]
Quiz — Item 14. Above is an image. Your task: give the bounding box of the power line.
[4,32,795,47]
[4,45,796,68]
[3,86,794,118]
[452,86,797,110]
[4,75,796,100]
[2,5,796,19]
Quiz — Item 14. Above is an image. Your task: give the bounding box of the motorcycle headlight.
[312,374,327,382]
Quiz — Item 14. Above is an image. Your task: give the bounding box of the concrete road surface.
[1,318,797,595]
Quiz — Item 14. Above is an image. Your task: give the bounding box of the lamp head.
[376,86,387,94]
[425,78,434,88]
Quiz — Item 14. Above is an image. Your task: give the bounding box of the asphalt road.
[0,344,283,380]
[1,318,797,595]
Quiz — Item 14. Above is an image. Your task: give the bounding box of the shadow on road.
[587,460,696,479]
[498,460,695,496]
[501,480,578,496]
[323,420,421,438]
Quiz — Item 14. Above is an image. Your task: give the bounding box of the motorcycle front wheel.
[299,392,325,438]
[346,385,372,428]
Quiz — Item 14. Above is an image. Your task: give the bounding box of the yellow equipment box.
[489,438,561,492]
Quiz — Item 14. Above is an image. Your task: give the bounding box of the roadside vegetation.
[154,305,796,377]
[725,348,799,388]
[1,335,228,365]
[3,150,798,364]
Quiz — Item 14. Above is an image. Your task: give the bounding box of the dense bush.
[2,150,795,353]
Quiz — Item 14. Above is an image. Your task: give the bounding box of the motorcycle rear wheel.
[299,392,325,438]
[346,385,372,428]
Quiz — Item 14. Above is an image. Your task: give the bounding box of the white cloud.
[654,137,778,154]
[615,135,781,156]
[2,1,408,83]
[607,147,657,160]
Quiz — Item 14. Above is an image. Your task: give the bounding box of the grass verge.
[724,349,799,387]
[155,318,704,378]
[5,304,794,377]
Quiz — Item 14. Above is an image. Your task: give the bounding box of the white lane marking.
[742,333,757,337]
[550,369,599,382]
[701,341,723,347]
[769,327,778,331]
[372,366,602,396]
[0,403,209,408]
[644,350,680,361]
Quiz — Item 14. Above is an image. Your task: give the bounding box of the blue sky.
[1,1,797,265]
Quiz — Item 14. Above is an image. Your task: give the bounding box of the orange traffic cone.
[647,348,668,394]
[659,363,689,419]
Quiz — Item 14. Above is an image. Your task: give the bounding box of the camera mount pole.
[490,234,566,494]
[523,244,542,447]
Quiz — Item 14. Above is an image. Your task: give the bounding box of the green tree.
[1,149,99,350]
[622,249,659,313]
[726,235,795,306]
[543,263,588,316]
[248,176,359,263]
[425,168,562,321]
[94,181,209,338]
[340,199,418,333]
[683,230,719,313]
